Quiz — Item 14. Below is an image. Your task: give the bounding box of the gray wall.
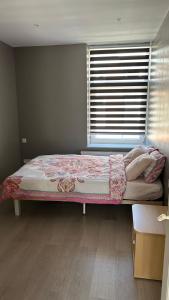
[15,44,87,159]
[148,10,169,203]
[0,42,20,181]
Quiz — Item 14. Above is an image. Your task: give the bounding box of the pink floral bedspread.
[1,154,126,204]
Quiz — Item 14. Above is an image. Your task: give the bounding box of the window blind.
[88,45,150,146]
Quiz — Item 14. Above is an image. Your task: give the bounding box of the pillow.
[124,146,149,167]
[144,150,166,183]
[126,153,154,181]
[146,146,158,153]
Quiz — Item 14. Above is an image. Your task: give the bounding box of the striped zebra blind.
[88,45,150,145]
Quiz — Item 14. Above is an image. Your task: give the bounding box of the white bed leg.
[83,203,86,215]
[14,200,21,216]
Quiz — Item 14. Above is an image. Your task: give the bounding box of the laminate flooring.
[0,200,162,300]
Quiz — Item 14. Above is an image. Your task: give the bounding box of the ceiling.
[0,0,168,47]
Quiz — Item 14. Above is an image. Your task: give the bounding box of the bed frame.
[13,199,163,217]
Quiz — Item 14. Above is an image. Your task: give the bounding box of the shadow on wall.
[148,12,169,204]
[0,42,20,182]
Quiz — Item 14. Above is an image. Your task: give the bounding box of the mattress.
[19,172,162,201]
[59,177,162,201]
[124,177,163,200]
[2,155,163,202]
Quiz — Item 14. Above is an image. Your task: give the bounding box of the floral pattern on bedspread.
[56,178,85,192]
[1,154,126,203]
[26,155,110,193]
[109,155,127,202]
[2,176,22,200]
[29,155,109,179]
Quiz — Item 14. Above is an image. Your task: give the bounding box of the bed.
[0,154,163,216]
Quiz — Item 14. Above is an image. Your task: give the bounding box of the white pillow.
[126,153,154,181]
[124,146,147,167]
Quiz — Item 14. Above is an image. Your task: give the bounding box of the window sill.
[87,143,135,151]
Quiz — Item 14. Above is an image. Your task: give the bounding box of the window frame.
[87,43,151,148]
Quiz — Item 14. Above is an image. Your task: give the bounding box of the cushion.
[144,150,166,183]
[124,146,151,167]
[147,146,158,153]
[126,153,154,181]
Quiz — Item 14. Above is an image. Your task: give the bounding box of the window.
[87,44,150,147]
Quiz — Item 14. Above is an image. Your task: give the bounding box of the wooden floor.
[0,200,162,300]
